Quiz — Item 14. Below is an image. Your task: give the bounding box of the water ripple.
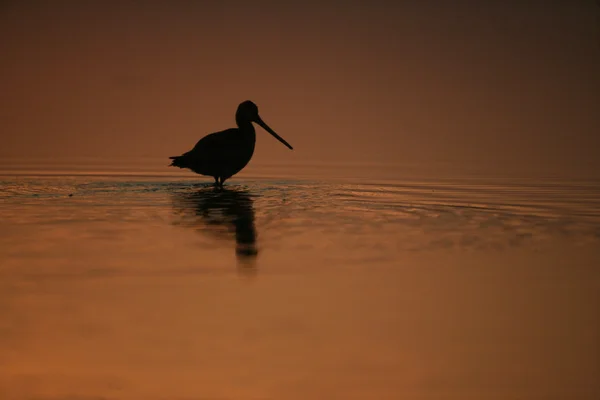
[1,176,599,256]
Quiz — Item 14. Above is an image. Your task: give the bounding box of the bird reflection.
[172,186,258,267]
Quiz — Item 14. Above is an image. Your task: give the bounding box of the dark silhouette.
[172,186,259,267]
[169,101,293,187]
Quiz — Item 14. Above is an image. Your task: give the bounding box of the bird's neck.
[236,118,255,134]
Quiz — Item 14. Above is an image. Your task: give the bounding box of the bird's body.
[169,101,292,186]
[170,124,256,184]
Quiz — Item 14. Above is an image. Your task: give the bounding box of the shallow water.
[1,172,599,399]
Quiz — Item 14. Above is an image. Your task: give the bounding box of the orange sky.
[1,1,599,177]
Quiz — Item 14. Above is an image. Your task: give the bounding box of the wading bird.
[169,101,293,186]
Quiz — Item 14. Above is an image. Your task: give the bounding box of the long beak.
[255,116,293,150]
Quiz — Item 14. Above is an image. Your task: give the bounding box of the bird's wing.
[186,129,238,161]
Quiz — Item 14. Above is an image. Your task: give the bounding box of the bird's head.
[236,100,260,122]
[235,100,293,150]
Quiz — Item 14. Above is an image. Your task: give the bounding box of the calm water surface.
[1,169,599,399]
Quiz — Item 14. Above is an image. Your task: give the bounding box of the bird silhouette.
[169,101,293,186]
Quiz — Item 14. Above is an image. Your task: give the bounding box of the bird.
[169,100,293,186]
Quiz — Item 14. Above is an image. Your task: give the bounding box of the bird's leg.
[213,176,219,186]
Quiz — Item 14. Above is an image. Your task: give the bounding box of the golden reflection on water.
[0,176,599,399]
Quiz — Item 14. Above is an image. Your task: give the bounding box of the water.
[1,170,599,399]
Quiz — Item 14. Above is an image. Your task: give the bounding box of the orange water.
[1,169,599,399]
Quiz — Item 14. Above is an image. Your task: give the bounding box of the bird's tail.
[168,155,187,169]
